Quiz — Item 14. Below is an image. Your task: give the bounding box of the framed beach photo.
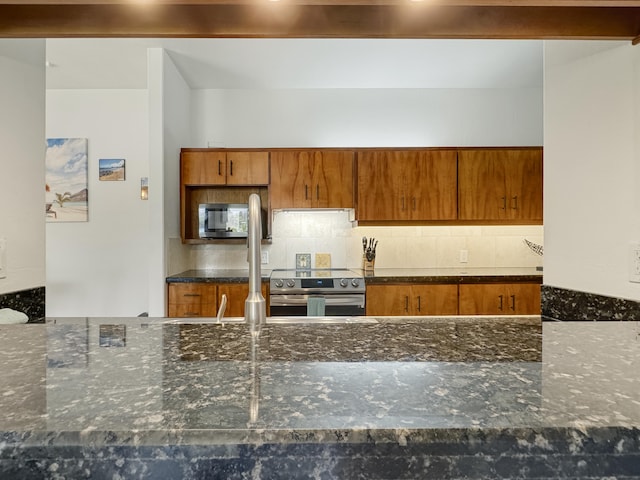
[99,158,125,181]
[45,138,89,223]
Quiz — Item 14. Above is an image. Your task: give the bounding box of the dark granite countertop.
[2,316,638,479]
[361,267,543,284]
[167,267,542,284]
[166,269,272,283]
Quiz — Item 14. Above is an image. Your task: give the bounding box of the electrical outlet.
[0,238,6,279]
[629,241,640,283]
[459,249,468,264]
[261,250,269,265]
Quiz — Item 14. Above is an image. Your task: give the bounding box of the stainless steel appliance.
[198,203,267,239]
[269,269,365,317]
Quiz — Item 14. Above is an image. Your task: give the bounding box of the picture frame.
[99,158,125,181]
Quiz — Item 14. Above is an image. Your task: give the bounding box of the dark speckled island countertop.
[1,315,638,479]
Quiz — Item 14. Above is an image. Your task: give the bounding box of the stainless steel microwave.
[198,203,250,238]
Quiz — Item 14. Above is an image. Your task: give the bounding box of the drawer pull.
[510,295,516,311]
[183,293,201,297]
[417,295,421,312]
[498,294,504,311]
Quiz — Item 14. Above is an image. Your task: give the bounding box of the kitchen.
[43,38,545,318]
[2,1,640,478]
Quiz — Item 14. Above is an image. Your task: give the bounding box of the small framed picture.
[99,158,125,181]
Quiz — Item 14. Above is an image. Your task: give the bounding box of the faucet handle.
[217,294,227,321]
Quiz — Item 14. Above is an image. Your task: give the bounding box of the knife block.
[362,254,375,274]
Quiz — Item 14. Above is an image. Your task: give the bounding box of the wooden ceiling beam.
[1,4,639,39]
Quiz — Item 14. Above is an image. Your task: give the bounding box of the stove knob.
[274,279,284,288]
[339,278,348,288]
[286,279,296,288]
[351,278,361,288]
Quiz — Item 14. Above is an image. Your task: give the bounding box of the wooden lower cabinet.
[366,284,459,316]
[168,282,268,318]
[458,283,541,315]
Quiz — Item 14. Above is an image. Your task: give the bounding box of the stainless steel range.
[269,268,365,317]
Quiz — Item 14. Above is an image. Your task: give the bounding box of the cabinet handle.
[498,294,504,311]
[511,196,518,210]
[501,196,506,210]
[412,197,416,211]
[417,295,421,312]
[405,296,409,312]
[316,184,319,200]
[183,293,201,297]
[401,196,405,211]
[230,160,233,176]
[510,295,516,311]
[218,160,222,176]
[305,184,308,200]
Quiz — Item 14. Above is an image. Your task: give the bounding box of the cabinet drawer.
[169,283,217,305]
[167,303,217,318]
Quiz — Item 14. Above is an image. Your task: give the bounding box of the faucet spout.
[245,193,266,335]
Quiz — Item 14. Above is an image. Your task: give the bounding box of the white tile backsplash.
[172,209,544,271]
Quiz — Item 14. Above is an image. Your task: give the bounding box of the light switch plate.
[629,241,640,283]
[0,237,6,279]
[295,253,311,270]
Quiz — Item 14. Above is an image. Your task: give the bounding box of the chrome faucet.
[245,193,266,335]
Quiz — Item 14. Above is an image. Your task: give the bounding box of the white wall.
[190,88,543,148]
[147,48,193,317]
[544,41,640,301]
[0,40,46,295]
[46,89,150,316]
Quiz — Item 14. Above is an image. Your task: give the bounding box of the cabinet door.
[365,285,412,316]
[366,284,458,316]
[411,284,459,315]
[168,283,217,317]
[312,151,354,208]
[406,150,458,221]
[458,150,509,220]
[270,151,314,209]
[225,152,270,186]
[181,151,226,185]
[357,151,408,221]
[459,283,540,315]
[458,148,543,222]
[504,149,543,221]
[217,283,269,318]
[505,283,541,314]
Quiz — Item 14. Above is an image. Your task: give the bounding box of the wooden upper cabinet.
[182,151,226,185]
[181,150,269,186]
[357,150,457,221]
[270,150,354,209]
[225,151,270,186]
[458,148,543,222]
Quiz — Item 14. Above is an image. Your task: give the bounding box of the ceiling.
[5,1,633,90]
[44,38,544,90]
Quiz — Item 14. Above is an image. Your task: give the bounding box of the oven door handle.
[270,294,365,307]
